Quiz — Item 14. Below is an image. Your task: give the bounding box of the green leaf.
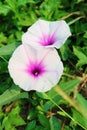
[83,31,87,38]
[0,33,7,44]
[72,109,87,129]
[25,120,36,130]
[43,95,61,112]
[17,0,35,6]
[73,47,87,67]
[34,126,44,130]
[60,42,72,61]
[38,114,50,129]
[2,116,13,130]
[49,116,61,130]
[2,106,25,129]
[64,126,71,130]
[57,111,67,117]
[9,113,26,126]
[5,0,16,12]
[27,108,37,120]
[0,84,29,106]
[76,93,87,117]
[73,47,87,60]
[0,61,8,74]
[0,42,20,56]
[60,79,80,91]
[0,2,10,15]
[8,106,26,126]
[0,109,4,120]
[36,92,50,100]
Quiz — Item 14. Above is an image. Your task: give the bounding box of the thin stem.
[60,11,81,20]
[54,86,81,112]
[0,56,8,63]
[44,93,86,130]
[68,16,85,26]
[54,82,87,118]
[63,72,82,80]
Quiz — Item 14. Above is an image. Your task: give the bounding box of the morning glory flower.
[8,44,63,92]
[22,19,71,49]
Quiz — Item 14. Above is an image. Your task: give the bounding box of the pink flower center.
[31,66,42,77]
[26,61,46,78]
[40,34,56,46]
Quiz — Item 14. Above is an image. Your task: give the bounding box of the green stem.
[68,16,85,25]
[54,86,81,113]
[44,93,86,130]
[63,72,82,80]
[0,56,8,63]
[60,11,81,20]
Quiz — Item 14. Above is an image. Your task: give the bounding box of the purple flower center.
[31,67,42,77]
[26,61,46,78]
[40,34,56,46]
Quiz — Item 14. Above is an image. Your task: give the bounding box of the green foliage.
[75,93,87,117]
[36,79,80,112]
[0,0,87,130]
[25,120,36,130]
[49,116,61,130]
[60,41,72,61]
[73,46,87,68]
[0,42,20,56]
[38,114,50,129]
[72,109,87,129]
[26,113,50,130]
[0,84,29,106]
[1,106,26,130]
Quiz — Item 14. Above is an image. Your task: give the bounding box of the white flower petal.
[34,65,63,92]
[38,48,61,70]
[22,32,43,50]
[49,20,71,48]
[22,19,71,49]
[22,19,50,49]
[8,44,37,91]
[8,44,63,92]
[9,69,35,91]
[34,48,63,92]
[28,19,49,36]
